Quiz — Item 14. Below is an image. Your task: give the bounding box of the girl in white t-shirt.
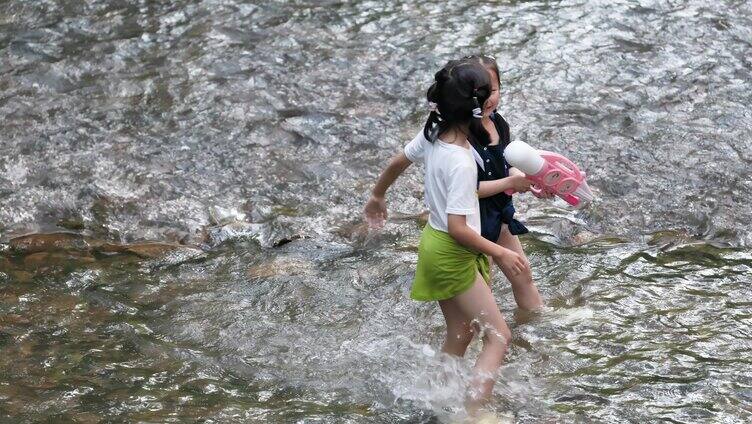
[364,58,528,416]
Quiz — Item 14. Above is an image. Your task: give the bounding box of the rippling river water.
[1,0,751,422]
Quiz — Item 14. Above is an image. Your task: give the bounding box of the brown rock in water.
[247,262,277,279]
[648,229,694,249]
[26,378,58,390]
[57,217,86,231]
[16,339,35,357]
[10,271,33,283]
[571,230,598,245]
[22,252,96,271]
[22,252,52,269]
[6,233,203,269]
[247,258,314,279]
[0,314,30,326]
[95,243,130,255]
[124,242,200,258]
[9,233,93,253]
[0,257,12,272]
[69,412,102,424]
[46,294,78,313]
[0,387,29,417]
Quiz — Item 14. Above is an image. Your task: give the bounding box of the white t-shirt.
[404,131,481,234]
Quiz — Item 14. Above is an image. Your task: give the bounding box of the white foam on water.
[543,306,595,325]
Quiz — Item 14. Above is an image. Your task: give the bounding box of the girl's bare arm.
[364,153,412,227]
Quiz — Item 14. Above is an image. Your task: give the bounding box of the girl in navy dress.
[466,54,545,311]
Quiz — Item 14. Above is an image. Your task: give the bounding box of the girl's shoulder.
[492,111,509,124]
[441,147,476,172]
[491,112,511,145]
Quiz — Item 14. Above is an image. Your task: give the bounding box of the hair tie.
[429,102,443,120]
[472,96,482,118]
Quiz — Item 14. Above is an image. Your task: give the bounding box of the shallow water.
[1,0,751,422]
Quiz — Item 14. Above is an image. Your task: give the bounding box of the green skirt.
[411,224,490,301]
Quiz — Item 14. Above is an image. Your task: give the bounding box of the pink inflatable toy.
[503,140,594,208]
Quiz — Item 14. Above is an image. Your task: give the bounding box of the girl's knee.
[482,324,511,349]
[513,267,534,285]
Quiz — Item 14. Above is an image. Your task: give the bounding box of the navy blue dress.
[471,113,529,242]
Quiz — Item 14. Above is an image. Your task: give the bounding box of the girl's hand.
[538,189,556,199]
[508,167,525,178]
[364,195,387,229]
[493,248,528,276]
[510,167,554,198]
[511,175,533,193]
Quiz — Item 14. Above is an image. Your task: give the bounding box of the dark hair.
[423,59,492,146]
[472,54,501,86]
[464,55,501,115]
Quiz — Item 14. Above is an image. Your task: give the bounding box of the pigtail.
[423,110,441,142]
[423,82,441,142]
[423,67,451,143]
[468,94,491,146]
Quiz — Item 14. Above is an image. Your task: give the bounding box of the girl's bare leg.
[497,225,544,311]
[442,274,512,415]
[439,298,476,357]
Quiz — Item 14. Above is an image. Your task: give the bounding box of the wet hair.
[423,59,492,146]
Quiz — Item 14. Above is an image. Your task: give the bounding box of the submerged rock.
[10,271,33,284]
[2,232,205,275]
[22,252,75,269]
[206,220,301,248]
[8,233,93,254]
[123,242,202,259]
[647,229,695,247]
[247,257,315,279]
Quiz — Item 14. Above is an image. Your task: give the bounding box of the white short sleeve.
[445,162,478,215]
[403,131,427,163]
